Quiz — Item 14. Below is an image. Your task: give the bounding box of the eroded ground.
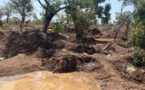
[0,25,145,90]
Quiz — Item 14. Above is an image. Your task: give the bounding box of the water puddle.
[0,71,101,90]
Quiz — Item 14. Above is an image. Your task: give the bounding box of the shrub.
[50,23,64,33]
[128,24,145,49]
[0,26,2,31]
[131,47,145,67]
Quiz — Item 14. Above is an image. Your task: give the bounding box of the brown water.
[0,71,101,90]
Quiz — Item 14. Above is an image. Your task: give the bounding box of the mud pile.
[0,30,66,58]
[43,54,103,73]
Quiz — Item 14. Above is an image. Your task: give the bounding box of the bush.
[0,26,2,31]
[128,25,145,49]
[50,23,64,33]
[131,47,145,67]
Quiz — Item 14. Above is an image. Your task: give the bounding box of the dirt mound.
[1,30,66,58]
[77,56,103,72]
[86,27,103,38]
[42,54,103,73]
[0,31,7,45]
[87,27,101,35]
[46,54,78,73]
[70,44,97,54]
[0,54,43,77]
[113,58,145,83]
[0,25,145,89]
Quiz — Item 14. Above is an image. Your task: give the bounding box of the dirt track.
[0,25,145,90]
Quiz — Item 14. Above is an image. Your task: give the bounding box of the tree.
[10,0,33,32]
[0,7,3,20]
[65,0,106,39]
[116,11,132,37]
[0,7,4,27]
[129,0,145,48]
[101,3,111,24]
[3,2,13,23]
[118,0,137,13]
[37,0,69,33]
[65,0,97,38]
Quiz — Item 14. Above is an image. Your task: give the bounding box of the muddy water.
[0,71,101,90]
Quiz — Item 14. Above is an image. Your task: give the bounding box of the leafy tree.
[37,0,69,33]
[3,2,13,23]
[65,0,96,38]
[10,0,33,32]
[0,7,3,20]
[66,0,106,39]
[129,0,145,48]
[0,7,4,27]
[101,3,111,24]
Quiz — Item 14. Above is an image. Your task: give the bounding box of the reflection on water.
[0,71,101,90]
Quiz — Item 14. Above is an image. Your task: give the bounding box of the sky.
[0,0,134,23]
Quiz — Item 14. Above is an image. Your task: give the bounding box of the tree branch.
[53,6,69,15]
[37,0,46,9]
[44,0,50,8]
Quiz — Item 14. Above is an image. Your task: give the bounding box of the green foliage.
[129,0,145,48]
[66,0,100,38]
[41,15,45,23]
[11,0,33,31]
[101,3,111,24]
[129,25,145,48]
[0,8,3,20]
[116,11,132,25]
[11,0,33,17]
[37,0,69,33]
[25,20,31,24]
[3,1,13,23]
[50,23,64,33]
[0,26,2,31]
[133,1,145,25]
[131,47,145,67]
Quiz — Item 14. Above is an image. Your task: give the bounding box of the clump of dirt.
[34,48,55,58]
[81,37,97,45]
[113,58,145,83]
[0,31,6,43]
[86,27,101,35]
[46,54,78,73]
[70,44,97,54]
[77,56,104,72]
[42,54,103,73]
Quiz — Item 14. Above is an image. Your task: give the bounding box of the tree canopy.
[10,0,33,31]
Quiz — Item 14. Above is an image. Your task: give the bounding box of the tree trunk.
[6,17,9,23]
[42,13,53,33]
[20,17,25,32]
[42,16,51,33]
[75,23,83,39]
[6,15,10,23]
[125,24,129,38]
